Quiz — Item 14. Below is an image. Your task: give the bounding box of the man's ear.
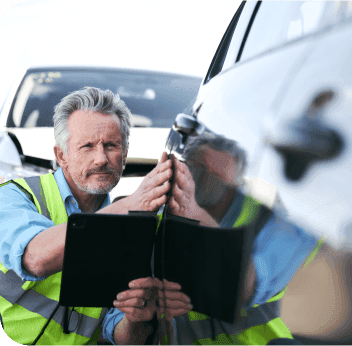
[54,145,68,171]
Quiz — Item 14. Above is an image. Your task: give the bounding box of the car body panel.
[258,19,352,247]
[165,1,352,342]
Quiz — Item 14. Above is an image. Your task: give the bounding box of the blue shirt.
[0,168,123,344]
[219,191,318,306]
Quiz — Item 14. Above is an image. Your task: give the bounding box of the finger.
[159,151,168,164]
[158,289,191,303]
[173,166,188,192]
[145,169,172,193]
[148,181,171,202]
[118,307,155,322]
[116,289,152,301]
[152,168,173,187]
[163,279,182,290]
[168,196,181,213]
[128,277,155,289]
[149,158,172,178]
[171,169,184,190]
[145,184,170,210]
[173,156,186,174]
[114,297,147,308]
[149,194,168,211]
[153,278,163,290]
[171,183,184,205]
[158,299,192,310]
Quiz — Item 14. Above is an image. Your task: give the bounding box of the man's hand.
[113,277,157,322]
[169,156,218,227]
[155,278,193,322]
[124,152,172,212]
[112,277,158,345]
[168,156,197,217]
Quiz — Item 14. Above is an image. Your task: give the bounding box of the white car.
[0,130,50,184]
[0,66,201,200]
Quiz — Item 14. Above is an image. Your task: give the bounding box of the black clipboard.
[60,208,266,323]
[59,212,158,308]
[154,215,253,324]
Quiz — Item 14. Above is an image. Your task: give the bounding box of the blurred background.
[0,0,241,106]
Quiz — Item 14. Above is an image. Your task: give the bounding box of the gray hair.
[183,132,247,177]
[53,87,131,170]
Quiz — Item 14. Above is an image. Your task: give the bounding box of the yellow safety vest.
[171,195,323,345]
[0,174,108,345]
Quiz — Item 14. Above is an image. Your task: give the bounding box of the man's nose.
[94,145,108,166]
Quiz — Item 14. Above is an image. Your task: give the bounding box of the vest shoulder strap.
[39,173,68,225]
[1,174,68,225]
[22,176,51,220]
[0,179,35,205]
[233,194,273,236]
[232,195,261,228]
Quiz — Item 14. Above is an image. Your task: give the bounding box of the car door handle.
[172,113,206,148]
[270,90,344,181]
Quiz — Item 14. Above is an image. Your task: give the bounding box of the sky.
[0,0,241,107]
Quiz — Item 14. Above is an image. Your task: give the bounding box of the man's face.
[187,146,238,208]
[63,110,127,195]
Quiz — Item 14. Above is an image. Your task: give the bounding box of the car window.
[203,2,246,83]
[240,1,327,62]
[8,69,201,129]
[221,1,258,73]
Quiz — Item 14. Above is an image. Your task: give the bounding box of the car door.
[256,4,352,342]
[168,0,328,208]
[168,1,349,343]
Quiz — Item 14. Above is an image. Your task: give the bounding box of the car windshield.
[7,68,201,128]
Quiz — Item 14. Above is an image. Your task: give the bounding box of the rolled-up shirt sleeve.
[101,308,125,345]
[0,183,54,281]
[249,213,318,306]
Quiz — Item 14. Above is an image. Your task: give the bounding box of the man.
[166,132,321,345]
[0,87,191,345]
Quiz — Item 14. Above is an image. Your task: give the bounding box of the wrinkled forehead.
[67,110,121,142]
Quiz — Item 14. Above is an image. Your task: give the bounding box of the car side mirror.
[172,113,205,148]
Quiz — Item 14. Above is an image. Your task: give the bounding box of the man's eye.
[106,143,116,147]
[84,143,93,148]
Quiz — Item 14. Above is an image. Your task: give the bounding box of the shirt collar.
[53,168,111,209]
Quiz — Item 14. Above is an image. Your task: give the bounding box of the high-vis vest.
[0,174,108,345]
[171,195,323,345]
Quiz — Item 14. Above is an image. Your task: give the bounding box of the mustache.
[86,166,117,177]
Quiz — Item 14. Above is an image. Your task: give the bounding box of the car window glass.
[8,70,201,129]
[221,1,258,73]
[240,1,326,62]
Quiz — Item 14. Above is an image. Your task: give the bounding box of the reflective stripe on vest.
[0,174,108,345]
[174,299,282,345]
[173,195,292,345]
